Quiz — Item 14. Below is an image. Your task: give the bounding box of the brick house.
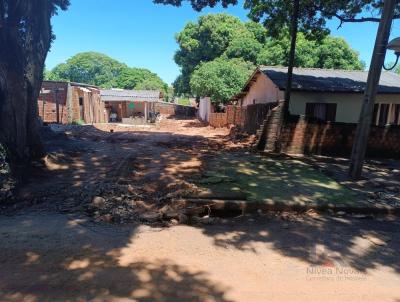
[232,66,400,126]
[38,81,107,124]
[227,67,400,157]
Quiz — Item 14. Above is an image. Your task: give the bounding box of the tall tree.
[172,13,363,97]
[256,33,364,70]
[173,13,251,94]
[190,58,254,104]
[0,0,70,173]
[47,52,126,88]
[47,52,168,92]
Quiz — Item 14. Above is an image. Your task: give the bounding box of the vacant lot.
[1,118,361,219]
[0,118,399,301]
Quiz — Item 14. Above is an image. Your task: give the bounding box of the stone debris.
[139,212,161,223]
[361,233,391,246]
[367,190,400,207]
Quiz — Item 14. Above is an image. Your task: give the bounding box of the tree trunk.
[284,0,300,111]
[275,0,299,152]
[0,65,44,172]
[0,0,53,175]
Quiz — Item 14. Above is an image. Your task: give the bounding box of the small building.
[100,89,164,124]
[232,66,400,125]
[38,81,107,124]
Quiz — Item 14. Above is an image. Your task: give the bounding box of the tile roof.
[100,89,163,102]
[259,66,400,94]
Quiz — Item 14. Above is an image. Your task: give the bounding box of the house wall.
[199,97,212,122]
[38,81,69,124]
[127,102,145,116]
[289,91,400,123]
[38,81,106,124]
[241,73,284,107]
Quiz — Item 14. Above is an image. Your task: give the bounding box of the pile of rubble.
[84,181,211,225]
[362,177,400,207]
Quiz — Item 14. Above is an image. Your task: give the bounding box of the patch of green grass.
[193,154,357,207]
[177,98,191,106]
[72,119,85,126]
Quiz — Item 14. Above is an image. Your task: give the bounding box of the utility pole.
[349,0,397,180]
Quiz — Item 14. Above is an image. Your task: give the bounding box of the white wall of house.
[289,91,400,123]
[241,73,284,106]
[199,97,212,122]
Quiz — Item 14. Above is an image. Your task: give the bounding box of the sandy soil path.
[0,210,399,302]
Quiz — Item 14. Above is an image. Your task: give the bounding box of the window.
[305,103,337,122]
[79,97,84,106]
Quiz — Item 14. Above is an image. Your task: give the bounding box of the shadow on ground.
[1,121,399,301]
[0,213,232,302]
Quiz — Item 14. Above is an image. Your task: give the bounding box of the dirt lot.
[2,119,239,220]
[1,118,400,301]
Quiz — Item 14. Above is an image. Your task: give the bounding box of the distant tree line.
[45,52,169,93]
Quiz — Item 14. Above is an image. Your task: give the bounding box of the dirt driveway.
[1,118,400,301]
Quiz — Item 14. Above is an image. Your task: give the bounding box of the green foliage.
[47,52,126,88]
[177,98,191,106]
[257,33,364,70]
[155,0,400,39]
[72,119,85,126]
[172,13,364,101]
[173,14,253,93]
[47,52,168,92]
[190,58,254,104]
[225,35,263,63]
[116,67,167,92]
[394,65,400,75]
[173,13,266,95]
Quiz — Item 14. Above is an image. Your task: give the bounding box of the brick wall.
[154,102,196,117]
[280,117,400,157]
[209,113,229,128]
[38,81,69,124]
[38,81,106,124]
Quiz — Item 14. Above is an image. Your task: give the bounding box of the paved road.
[0,210,399,302]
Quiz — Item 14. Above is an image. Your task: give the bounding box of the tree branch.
[335,13,400,29]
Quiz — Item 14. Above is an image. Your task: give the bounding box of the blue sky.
[47,0,400,85]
